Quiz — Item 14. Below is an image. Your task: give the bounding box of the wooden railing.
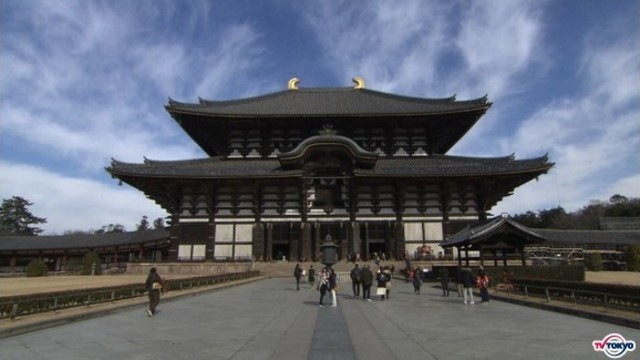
[498,283,640,314]
[0,271,260,320]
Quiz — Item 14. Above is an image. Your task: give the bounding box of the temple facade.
[107,78,553,262]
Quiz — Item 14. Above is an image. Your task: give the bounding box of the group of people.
[315,266,338,307]
[298,263,494,307]
[295,263,395,307]
[146,263,495,318]
[350,263,393,301]
[455,266,491,305]
[401,265,494,305]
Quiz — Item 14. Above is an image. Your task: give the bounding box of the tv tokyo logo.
[593,333,636,359]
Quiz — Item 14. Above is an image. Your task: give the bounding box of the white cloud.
[581,35,640,108]
[0,161,167,235]
[454,0,545,98]
[494,35,640,214]
[192,23,266,99]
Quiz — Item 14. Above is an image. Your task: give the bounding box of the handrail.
[0,271,260,320]
[500,283,640,314]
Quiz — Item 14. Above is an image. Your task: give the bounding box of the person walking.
[144,267,164,317]
[360,264,373,301]
[477,268,490,304]
[412,267,422,294]
[293,263,303,291]
[455,266,464,298]
[383,267,392,299]
[440,267,450,297]
[328,268,338,307]
[376,267,391,300]
[461,267,475,305]
[350,263,362,297]
[317,267,329,307]
[308,265,316,288]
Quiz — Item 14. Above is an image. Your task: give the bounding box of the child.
[412,268,422,294]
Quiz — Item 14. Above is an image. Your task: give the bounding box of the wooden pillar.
[290,222,299,261]
[61,253,68,272]
[112,248,118,268]
[464,246,470,266]
[363,222,370,261]
[301,222,312,262]
[266,223,273,261]
[168,212,180,262]
[393,221,405,261]
[10,253,16,273]
[340,222,348,261]
[477,192,488,221]
[456,246,462,266]
[350,221,360,261]
[313,223,321,260]
[520,245,526,266]
[252,223,265,261]
[207,214,216,261]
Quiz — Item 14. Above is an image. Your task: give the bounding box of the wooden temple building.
[107,78,554,263]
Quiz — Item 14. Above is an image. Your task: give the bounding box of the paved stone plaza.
[1,278,638,359]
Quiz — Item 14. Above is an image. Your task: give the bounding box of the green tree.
[153,217,165,229]
[625,245,640,271]
[136,215,150,231]
[605,198,640,217]
[26,259,49,277]
[609,194,628,204]
[0,196,47,235]
[572,201,606,230]
[81,251,102,275]
[583,253,603,271]
[539,206,571,229]
[94,223,125,234]
[511,211,540,227]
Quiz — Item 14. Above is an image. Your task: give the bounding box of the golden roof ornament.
[288,77,300,90]
[352,76,365,89]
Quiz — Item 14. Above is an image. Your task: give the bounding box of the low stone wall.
[126,262,253,276]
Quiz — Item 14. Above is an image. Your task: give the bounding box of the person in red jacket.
[477,268,490,304]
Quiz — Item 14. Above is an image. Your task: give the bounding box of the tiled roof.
[166,87,490,117]
[441,216,547,247]
[441,218,640,248]
[108,154,552,179]
[0,229,169,252]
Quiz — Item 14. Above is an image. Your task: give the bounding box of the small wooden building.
[440,215,547,266]
[0,229,170,273]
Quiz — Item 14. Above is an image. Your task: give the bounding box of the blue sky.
[1,0,639,235]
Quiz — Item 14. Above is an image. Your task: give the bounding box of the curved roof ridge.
[142,157,221,165]
[430,153,519,163]
[278,128,379,169]
[169,87,489,109]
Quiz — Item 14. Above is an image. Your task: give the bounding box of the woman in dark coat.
[144,267,164,317]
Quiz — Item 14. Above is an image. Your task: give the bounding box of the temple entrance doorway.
[361,222,390,261]
[368,242,386,262]
[272,244,290,261]
[270,222,298,261]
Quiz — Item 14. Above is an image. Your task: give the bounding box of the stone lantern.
[320,235,338,268]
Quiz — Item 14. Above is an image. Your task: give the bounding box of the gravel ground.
[0,274,197,297]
